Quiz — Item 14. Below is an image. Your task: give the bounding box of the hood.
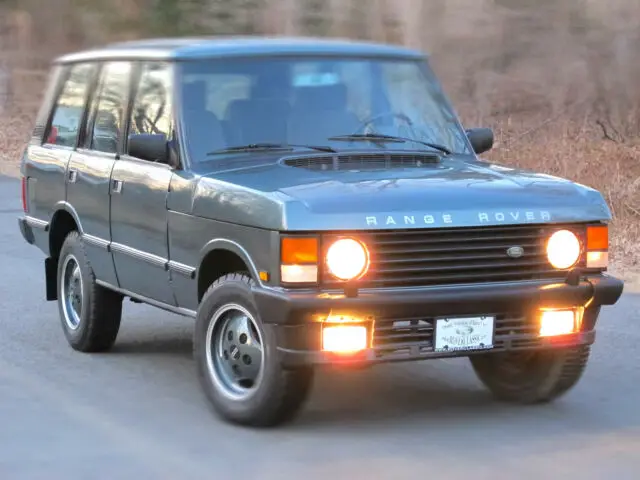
[193,153,611,231]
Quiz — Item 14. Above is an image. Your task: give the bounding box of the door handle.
[112,179,123,194]
[68,169,78,183]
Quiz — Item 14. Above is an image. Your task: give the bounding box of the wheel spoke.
[238,349,261,381]
[74,294,82,313]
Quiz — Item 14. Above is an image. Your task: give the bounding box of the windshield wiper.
[207,142,336,155]
[327,133,452,155]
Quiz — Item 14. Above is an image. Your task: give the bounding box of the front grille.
[373,313,540,358]
[321,223,588,289]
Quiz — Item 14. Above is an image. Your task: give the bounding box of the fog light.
[322,325,367,353]
[539,309,582,337]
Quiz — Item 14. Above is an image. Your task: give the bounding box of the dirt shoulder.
[0,156,20,177]
[610,264,640,292]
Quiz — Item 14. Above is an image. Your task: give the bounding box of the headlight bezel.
[324,236,371,282]
[546,228,583,270]
[279,233,371,286]
[546,223,610,272]
[585,224,609,270]
[279,235,321,286]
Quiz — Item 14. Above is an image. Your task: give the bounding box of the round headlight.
[546,230,581,269]
[326,238,370,281]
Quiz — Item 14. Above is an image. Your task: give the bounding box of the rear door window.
[84,62,132,154]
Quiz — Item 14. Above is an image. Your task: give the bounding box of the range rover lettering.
[17,37,624,427]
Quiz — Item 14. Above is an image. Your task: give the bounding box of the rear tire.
[56,231,123,352]
[469,346,591,404]
[194,273,314,427]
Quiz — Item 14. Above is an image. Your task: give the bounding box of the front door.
[109,61,175,304]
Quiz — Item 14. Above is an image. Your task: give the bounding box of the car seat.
[224,73,291,146]
[182,80,226,159]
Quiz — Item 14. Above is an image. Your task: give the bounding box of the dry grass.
[486,122,640,270]
[0,108,32,176]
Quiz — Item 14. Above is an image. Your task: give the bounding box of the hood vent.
[281,152,440,171]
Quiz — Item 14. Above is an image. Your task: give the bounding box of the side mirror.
[128,133,171,165]
[466,127,494,155]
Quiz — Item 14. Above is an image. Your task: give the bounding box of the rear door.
[24,63,94,230]
[66,61,132,286]
[109,61,175,304]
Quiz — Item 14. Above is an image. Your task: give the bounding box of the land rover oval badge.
[506,246,525,258]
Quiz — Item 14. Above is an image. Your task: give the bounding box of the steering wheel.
[354,112,414,134]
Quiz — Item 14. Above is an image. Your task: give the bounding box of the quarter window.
[88,62,132,154]
[46,63,94,147]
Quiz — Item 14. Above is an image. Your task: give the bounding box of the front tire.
[469,346,591,404]
[57,231,123,352]
[194,273,314,427]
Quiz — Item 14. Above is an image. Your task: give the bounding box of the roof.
[55,36,426,64]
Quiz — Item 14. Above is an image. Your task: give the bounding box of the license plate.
[434,316,495,352]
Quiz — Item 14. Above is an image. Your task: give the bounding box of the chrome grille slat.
[376,251,544,264]
[371,259,549,274]
[376,242,543,256]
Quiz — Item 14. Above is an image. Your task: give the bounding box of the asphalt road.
[1,173,639,480]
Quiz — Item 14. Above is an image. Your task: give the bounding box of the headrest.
[251,70,290,99]
[95,110,117,128]
[227,98,290,119]
[225,99,252,119]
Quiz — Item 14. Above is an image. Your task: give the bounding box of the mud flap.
[45,257,58,301]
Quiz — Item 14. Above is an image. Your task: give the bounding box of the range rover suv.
[18,37,624,427]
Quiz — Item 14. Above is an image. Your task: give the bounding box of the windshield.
[177,56,473,163]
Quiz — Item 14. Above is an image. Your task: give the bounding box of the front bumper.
[252,274,624,367]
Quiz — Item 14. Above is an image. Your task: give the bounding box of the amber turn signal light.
[586,225,608,251]
[280,237,319,284]
[281,237,318,264]
[586,225,608,269]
